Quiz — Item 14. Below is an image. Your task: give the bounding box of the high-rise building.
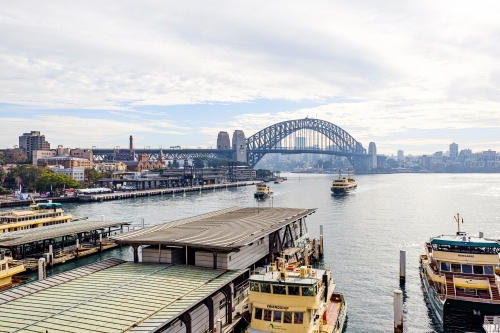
[216,132,231,150]
[19,131,50,160]
[368,142,377,170]
[232,130,247,163]
[397,150,404,162]
[450,143,459,159]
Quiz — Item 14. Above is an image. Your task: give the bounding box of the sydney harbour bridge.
[91,118,378,172]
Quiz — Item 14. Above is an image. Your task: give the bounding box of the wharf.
[0,197,79,208]
[79,181,257,202]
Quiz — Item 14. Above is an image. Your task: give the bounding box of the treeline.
[0,165,108,194]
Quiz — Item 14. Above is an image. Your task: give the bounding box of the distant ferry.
[0,201,73,233]
[246,262,347,333]
[255,183,273,199]
[330,171,357,194]
[420,214,500,326]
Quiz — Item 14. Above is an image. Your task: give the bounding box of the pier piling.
[38,258,46,280]
[216,318,222,333]
[394,289,403,333]
[101,215,105,222]
[49,245,53,267]
[399,250,406,284]
[141,218,145,229]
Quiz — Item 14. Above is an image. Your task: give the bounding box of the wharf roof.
[0,259,245,333]
[111,207,315,251]
[0,220,130,247]
[430,234,500,248]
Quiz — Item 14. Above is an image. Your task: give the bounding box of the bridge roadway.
[79,181,258,203]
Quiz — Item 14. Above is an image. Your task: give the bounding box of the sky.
[1,1,500,155]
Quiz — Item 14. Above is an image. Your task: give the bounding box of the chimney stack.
[129,135,133,150]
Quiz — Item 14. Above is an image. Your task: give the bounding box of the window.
[273,285,286,295]
[255,308,263,320]
[294,312,304,324]
[288,286,300,296]
[284,312,292,323]
[263,310,272,321]
[250,282,259,292]
[440,262,450,272]
[473,266,484,274]
[451,263,461,273]
[302,285,316,296]
[261,283,271,293]
[273,311,282,322]
[484,266,494,275]
[462,265,473,274]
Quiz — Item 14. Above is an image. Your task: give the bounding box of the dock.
[80,181,257,202]
[0,206,320,333]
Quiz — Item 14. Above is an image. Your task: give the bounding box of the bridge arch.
[246,118,367,168]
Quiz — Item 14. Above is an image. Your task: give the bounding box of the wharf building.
[0,207,316,333]
[19,131,50,160]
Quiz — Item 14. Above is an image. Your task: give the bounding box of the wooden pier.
[79,181,257,202]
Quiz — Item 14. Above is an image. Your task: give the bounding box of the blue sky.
[1,1,500,155]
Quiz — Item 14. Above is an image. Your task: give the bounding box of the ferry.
[330,171,357,194]
[0,249,29,291]
[420,214,500,327]
[254,183,273,199]
[246,262,347,333]
[0,201,73,233]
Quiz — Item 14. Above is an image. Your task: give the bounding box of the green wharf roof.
[0,259,245,333]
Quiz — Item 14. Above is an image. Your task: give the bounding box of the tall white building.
[397,150,404,162]
[450,143,459,159]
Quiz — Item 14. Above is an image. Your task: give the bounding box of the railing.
[484,316,500,333]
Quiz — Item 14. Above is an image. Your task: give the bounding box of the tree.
[5,165,51,189]
[5,148,28,163]
[31,173,82,192]
[386,158,399,168]
[84,168,103,187]
[0,169,6,185]
[256,169,272,178]
[193,157,205,169]
[0,186,11,195]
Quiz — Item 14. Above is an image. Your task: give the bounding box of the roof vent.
[479,231,484,238]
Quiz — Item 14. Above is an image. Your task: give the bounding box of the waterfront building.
[450,142,459,159]
[114,148,135,161]
[37,154,92,169]
[397,150,404,162]
[51,166,85,181]
[123,154,165,171]
[217,131,231,149]
[18,131,50,160]
[232,130,247,163]
[96,162,127,172]
[32,146,93,166]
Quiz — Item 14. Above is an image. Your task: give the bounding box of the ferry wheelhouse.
[0,249,29,291]
[330,171,356,194]
[247,263,346,333]
[254,183,273,199]
[420,214,500,325]
[0,202,72,233]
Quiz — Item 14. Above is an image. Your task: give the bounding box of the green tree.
[84,168,103,187]
[31,173,82,192]
[256,169,272,178]
[0,186,11,195]
[386,158,399,168]
[6,165,51,189]
[193,157,206,169]
[0,169,6,185]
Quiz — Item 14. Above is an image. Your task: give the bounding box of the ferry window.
[451,264,461,273]
[254,308,262,320]
[288,286,300,296]
[284,312,292,323]
[440,262,450,271]
[462,265,473,274]
[293,312,304,324]
[273,285,286,295]
[273,311,282,322]
[263,310,272,321]
[260,283,271,293]
[484,266,494,275]
[250,282,259,292]
[302,286,316,296]
[473,266,484,274]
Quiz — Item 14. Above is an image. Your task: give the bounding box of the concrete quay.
[79,181,258,202]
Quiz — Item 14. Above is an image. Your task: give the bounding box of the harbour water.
[3,173,500,332]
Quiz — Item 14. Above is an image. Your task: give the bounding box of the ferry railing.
[484,316,500,333]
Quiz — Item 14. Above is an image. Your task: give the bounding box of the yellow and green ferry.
[420,214,500,327]
[246,262,346,333]
[0,202,73,233]
[254,183,273,199]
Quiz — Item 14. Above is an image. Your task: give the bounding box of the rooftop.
[111,207,315,251]
[430,234,500,248]
[0,259,245,333]
[0,219,130,247]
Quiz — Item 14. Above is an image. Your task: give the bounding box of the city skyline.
[1,1,500,154]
